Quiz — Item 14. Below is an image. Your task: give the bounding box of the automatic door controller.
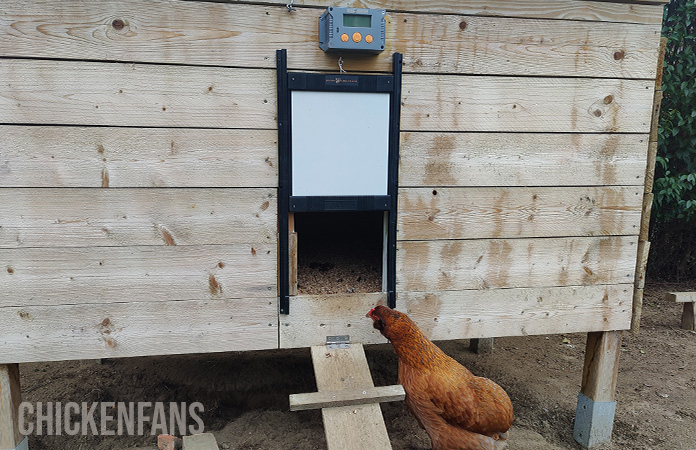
[319,7,385,53]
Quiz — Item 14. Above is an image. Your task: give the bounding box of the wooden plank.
[639,193,654,241]
[289,232,298,296]
[0,364,23,449]
[397,236,638,292]
[280,293,391,348]
[0,126,278,188]
[283,286,632,346]
[0,244,277,307]
[0,297,278,364]
[631,287,643,333]
[184,0,665,24]
[581,331,623,402]
[665,292,696,303]
[0,59,276,128]
[182,433,219,450]
[0,1,661,78]
[398,186,643,241]
[399,285,633,340]
[290,385,405,411]
[0,189,276,248]
[310,344,392,450]
[399,133,649,187]
[401,75,654,132]
[644,142,658,193]
[633,241,650,290]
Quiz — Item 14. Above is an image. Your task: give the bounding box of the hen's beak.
[366,308,375,319]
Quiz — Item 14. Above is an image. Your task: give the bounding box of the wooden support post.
[469,338,494,354]
[632,38,666,334]
[573,331,622,448]
[0,364,25,450]
[665,292,696,331]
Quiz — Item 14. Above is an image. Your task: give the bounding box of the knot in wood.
[112,19,125,30]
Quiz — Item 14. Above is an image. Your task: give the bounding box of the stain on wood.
[208,274,222,296]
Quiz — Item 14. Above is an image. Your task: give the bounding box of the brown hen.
[367,305,513,450]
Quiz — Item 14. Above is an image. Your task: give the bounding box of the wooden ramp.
[290,342,405,450]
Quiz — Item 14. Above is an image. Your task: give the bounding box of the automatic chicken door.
[276,50,402,314]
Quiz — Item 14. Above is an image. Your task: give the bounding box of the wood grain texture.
[644,142,658,193]
[397,236,637,291]
[398,186,643,240]
[0,0,661,78]
[283,286,632,345]
[0,189,276,248]
[185,0,665,24]
[401,75,654,132]
[0,59,276,128]
[639,193,654,241]
[631,287,643,333]
[399,284,633,340]
[399,132,649,187]
[0,364,23,449]
[0,298,278,364]
[310,344,392,450]
[633,241,650,290]
[0,244,276,307]
[280,293,391,348]
[0,126,277,188]
[581,330,623,402]
[290,385,405,411]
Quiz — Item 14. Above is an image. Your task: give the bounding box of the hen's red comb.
[366,308,376,318]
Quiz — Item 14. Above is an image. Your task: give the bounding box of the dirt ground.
[18,281,696,450]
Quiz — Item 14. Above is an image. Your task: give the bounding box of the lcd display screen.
[343,14,371,28]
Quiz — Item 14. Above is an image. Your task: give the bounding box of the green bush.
[650,0,696,279]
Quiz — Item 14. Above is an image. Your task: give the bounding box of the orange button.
[365,34,373,44]
[352,32,362,43]
[341,33,349,42]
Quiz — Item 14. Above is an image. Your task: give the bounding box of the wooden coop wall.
[0,0,665,362]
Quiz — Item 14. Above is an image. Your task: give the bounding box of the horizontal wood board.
[0,245,277,307]
[183,0,666,24]
[0,126,278,188]
[398,186,643,240]
[0,297,279,364]
[0,189,276,248]
[397,236,638,291]
[0,0,661,78]
[399,132,649,187]
[281,284,632,348]
[401,75,655,132]
[1,59,655,132]
[0,60,277,129]
[281,293,391,348]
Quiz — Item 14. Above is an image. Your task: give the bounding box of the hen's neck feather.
[389,318,452,369]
